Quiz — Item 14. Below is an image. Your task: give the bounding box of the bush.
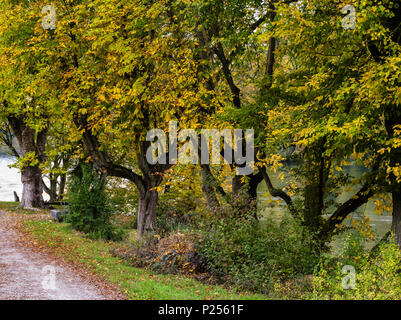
[106,177,138,229]
[312,233,401,300]
[66,164,125,241]
[155,197,197,236]
[196,205,320,294]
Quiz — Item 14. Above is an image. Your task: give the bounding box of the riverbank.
[3,201,400,300]
[0,202,266,300]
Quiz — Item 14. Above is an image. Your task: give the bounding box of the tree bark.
[42,177,58,202]
[366,2,401,246]
[384,104,401,247]
[201,164,221,210]
[392,188,401,246]
[321,183,374,238]
[8,115,47,209]
[59,173,67,200]
[20,165,44,208]
[137,187,159,239]
[259,166,295,212]
[74,114,170,240]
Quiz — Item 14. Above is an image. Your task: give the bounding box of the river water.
[257,164,392,253]
[0,155,51,202]
[0,156,22,202]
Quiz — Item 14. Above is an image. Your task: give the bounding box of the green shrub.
[106,177,138,229]
[66,164,125,241]
[312,232,401,300]
[196,206,320,294]
[155,197,197,236]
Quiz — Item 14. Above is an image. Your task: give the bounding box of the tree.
[262,0,401,244]
[35,0,206,239]
[183,0,283,215]
[7,113,48,208]
[0,0,64,208]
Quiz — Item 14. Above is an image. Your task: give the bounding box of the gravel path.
[0,212,123,300]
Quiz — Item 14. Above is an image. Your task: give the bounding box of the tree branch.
[322,184,375,236]
[73,114,146,195]
[259,166,297,216]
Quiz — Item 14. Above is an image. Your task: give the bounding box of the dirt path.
[0,211,123,300]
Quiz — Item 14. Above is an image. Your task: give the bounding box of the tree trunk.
[368,2,401,247]
[50,175,58,201]
[42,177,58,202]
[248,172,263,200]
[74,115,170,241]
[385,103,401,247]
[59,173,67,200]
[392,188,401,246]
[8,115,48,209]
[232,175,244,198]
[21,165,44,208]
[201,165,220,210]
[137,188,159,240]
[387,125,401,247]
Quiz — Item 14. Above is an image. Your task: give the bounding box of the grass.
[0,201,266,300]
[0,201,35,213]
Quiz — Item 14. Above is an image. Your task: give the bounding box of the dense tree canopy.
[0,0,400,248]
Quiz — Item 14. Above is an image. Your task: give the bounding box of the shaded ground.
[0,211,124,300]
